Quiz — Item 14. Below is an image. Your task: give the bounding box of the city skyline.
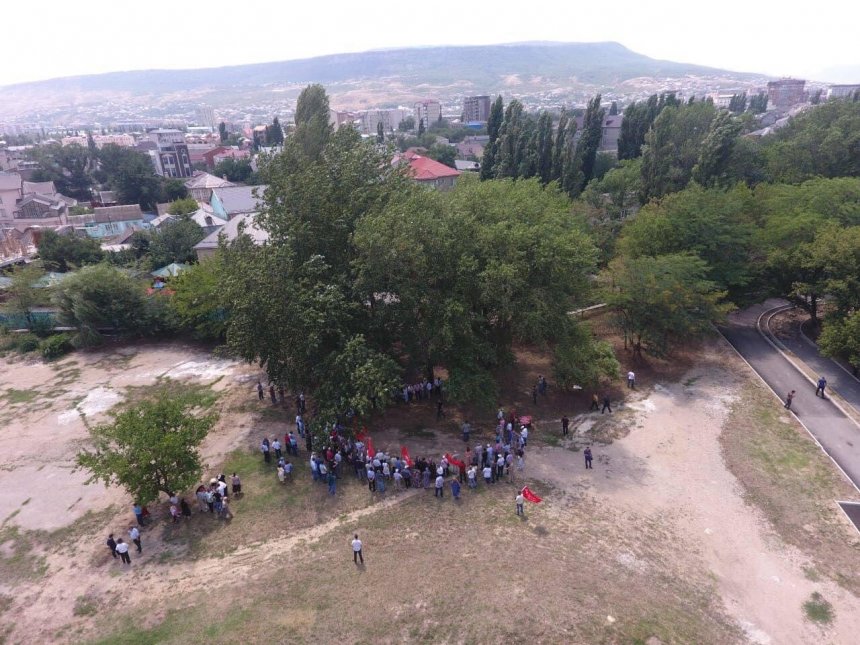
[1,0,858,87]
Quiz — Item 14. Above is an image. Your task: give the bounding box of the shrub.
[40,334,73,360]
[15,333,40,353]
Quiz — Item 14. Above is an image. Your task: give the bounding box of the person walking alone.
[561,415,569,437]
[115,538,131,564]
[584,446,593,469]
[352,534,364,564]
[256,381,264,401]
[601,394,612,414]
[516,492,525,516]
[785,390,796,410]
[627,370,636,389]
[590,393,599,411]
[815,376,827,398]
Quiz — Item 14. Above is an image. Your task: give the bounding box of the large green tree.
[37,229,104,272]
[53,264,150,346]
[148,217,206,267]
[639,101,717,201]
[604,253,729,359]
[293,84,331,161]
[692,110,743,188]
[480,95,504,180]
[76,393,216,505]
[569,94,605,197]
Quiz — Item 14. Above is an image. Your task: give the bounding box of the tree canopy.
[76,391,217,505]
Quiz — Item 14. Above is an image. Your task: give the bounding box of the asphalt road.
[719,300,860,492]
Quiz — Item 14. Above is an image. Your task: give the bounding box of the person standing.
[516,492,525,516]
[627,370,636,389]
[327,469,337,496]
[231,472,242,496]
[106,533,117,559]
[584,446,593,469]
[261,438,271,464]
[352,534,364,564]
[180,497,192,519]
[256,381,264,401]
[115,538,131,565]
[601,395,612,414]
[435,474,444,498]
[815,376,827,398]
[785,390,796,410]
[561,415,569,437]
[269,384,277,405]
[590,393,599,411]
[462,420,471,444]
[129,526,142,553]
[451,478,461,500]
[367,467,376,492]
[132,503,144,527]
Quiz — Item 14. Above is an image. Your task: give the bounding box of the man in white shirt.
[482,465,492,485]
[128,526,142,553]
[352,533,364,564]
[115,538,131,564]
[627,370,636,389]
[435,474,444,497]
[516,492,525,516]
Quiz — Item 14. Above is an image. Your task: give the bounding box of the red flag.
[356,427,368,443]
[519,415,532,426]
[521,486,542,503]
[401,446,413,467]
[366,437,375,458]
[444,453,467,471]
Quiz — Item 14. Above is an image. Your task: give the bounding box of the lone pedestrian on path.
[561,415,569,437]
[590,393,600,411]
[516,492,525,516]
[601,395,612,414]
[785,390,796,410]
[627,371,636,389]
[256,381,264,401]
[129,526,142,553]
[584,446,593,469]
[815,376,827,398]
[106,533,117,559]
[352,534,364,564]
[115,538,131,564]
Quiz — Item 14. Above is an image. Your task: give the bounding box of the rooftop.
[212,185,267,216]
[194,213,269,251]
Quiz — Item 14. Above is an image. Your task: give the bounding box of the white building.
[414,100,442,129]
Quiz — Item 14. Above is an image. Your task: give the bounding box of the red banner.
[400,446,413,467]
[356,427,368,443]
[444,453,467,471]
[366,437,376,458]
[521,486,542,503]
[519,415,532,426]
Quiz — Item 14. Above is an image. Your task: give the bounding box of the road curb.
[757,306,860,426]
[714,326,860,497]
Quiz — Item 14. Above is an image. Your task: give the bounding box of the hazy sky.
[2,0,857,86]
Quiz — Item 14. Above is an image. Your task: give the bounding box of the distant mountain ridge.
[0,42,768,123]
[1,42,758,94]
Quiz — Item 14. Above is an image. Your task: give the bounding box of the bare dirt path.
[531,342,860,645]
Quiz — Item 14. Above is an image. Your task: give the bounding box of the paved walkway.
[765,307,860,416]
[718,299,860,492]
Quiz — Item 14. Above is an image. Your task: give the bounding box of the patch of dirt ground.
[1,338,859,644]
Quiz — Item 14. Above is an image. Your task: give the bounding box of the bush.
[15,333,40,353]
[39,333,73,360]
